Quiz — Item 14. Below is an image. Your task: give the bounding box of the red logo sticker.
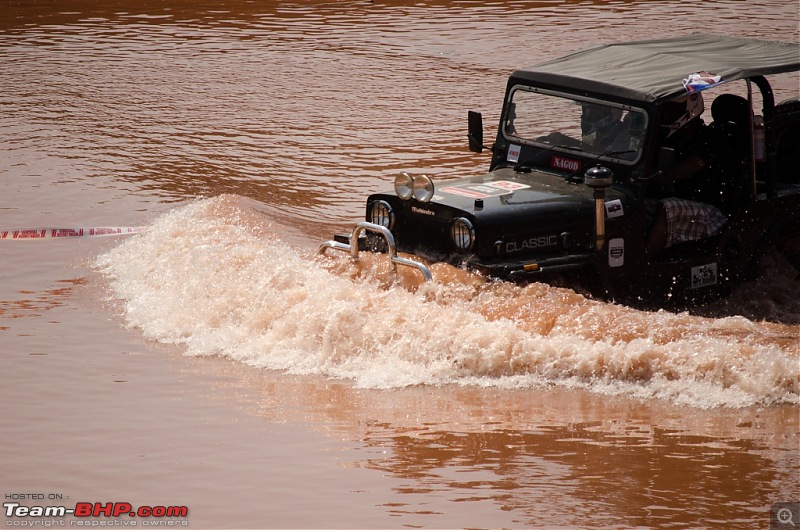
[551,155,581,172]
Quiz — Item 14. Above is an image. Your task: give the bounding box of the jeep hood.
[429,167,630,226]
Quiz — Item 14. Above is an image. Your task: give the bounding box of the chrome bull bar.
[318,222,433,282]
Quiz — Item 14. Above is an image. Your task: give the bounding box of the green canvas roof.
[512,33,800,103]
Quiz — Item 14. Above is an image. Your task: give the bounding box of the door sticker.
[605,199,624,219]
[691,263,718,289]
[608,238,624,267]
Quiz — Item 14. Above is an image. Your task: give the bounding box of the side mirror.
[657,146,676,194]
[468,111,483,153]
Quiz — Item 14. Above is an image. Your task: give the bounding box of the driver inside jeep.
[645,93,728,256]
[536,102,640,159]
[580,103,631,152]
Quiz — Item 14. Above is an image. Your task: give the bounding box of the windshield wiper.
[564,149,636,183]
[599,148,636,158]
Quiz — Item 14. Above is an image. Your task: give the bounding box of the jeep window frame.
[501,85,650,166]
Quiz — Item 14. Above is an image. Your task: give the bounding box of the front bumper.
[330,226,595,282]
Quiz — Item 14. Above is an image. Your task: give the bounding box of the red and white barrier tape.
[0,227,146,241]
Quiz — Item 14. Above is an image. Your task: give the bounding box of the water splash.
[95,195,799,408]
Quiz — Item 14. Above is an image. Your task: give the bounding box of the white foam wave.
[95,196,799,408]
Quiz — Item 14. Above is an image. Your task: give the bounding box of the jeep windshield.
[504,88,647,163]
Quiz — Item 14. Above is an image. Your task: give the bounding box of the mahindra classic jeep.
[321,33,800,308]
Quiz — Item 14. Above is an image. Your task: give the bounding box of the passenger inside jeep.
[536,104,641,157]
[682,93,752,212]
[645,93,729,256]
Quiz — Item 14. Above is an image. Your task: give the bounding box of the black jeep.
[321,33,800,308]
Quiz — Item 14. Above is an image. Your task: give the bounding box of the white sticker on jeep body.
[608,238,624,267]
[605,199,624,218]
[439,180,530,199]
[691,263,718,289]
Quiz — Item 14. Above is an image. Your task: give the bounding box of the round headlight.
[413,174,435,203]
[394,172,414,201]
[368,200,395,230]
[450,217,475,251]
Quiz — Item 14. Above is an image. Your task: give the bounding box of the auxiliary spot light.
[394,172,435,203]
[394,172,414,200]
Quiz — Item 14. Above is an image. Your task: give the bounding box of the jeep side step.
[319,222,433,282]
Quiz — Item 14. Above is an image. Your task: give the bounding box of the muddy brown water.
[1,1,798,528]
